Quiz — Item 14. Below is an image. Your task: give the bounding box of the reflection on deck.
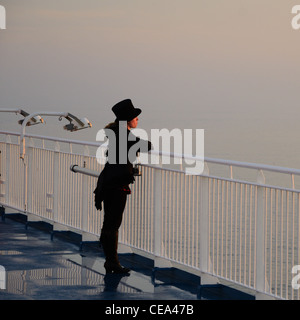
[0,214,254,300]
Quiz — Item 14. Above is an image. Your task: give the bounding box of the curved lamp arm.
[20,112,69,159]
[20,111,92,159]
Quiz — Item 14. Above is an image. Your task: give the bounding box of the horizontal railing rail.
[1,130,300,300]
[3,130,300,176]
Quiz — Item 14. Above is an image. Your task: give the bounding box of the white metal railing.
[1,130,300,300]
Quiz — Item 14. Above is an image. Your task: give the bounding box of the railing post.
[152,159,172,269]
[154,163,162,259]
[256,169,267,299]
[52,142,60,227]
[51,141,71,239]
[152,154,173,268]
[197,162,221,293]
[81,147,89,237]
[25,138,34,214]
[5,135,11,207]
[199,163,210,273]
[0,140,5,220]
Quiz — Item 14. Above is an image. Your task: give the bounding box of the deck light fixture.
[19,111,92,159]
[0,108,44,126]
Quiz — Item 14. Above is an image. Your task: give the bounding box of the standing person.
[94,99,152,274]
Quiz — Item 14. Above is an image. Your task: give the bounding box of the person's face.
[128,117,138,129]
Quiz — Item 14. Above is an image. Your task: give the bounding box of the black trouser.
[102,188,127,232]
[100,188,128,262]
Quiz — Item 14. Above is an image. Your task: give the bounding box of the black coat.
[94,122,152,210]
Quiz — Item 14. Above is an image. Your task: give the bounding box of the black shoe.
[104,261,130,274]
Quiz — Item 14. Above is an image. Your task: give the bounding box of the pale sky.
[1,1,300,166]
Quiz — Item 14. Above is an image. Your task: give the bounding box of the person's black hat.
[112,99,142,122]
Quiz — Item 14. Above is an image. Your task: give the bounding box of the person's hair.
[105,118,131,129]
[104,121,116,129]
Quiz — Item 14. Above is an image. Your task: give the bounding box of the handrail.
[70,164,300,194]
[70,165,99,178]
[0,130,102,147]
[1,130,300,176]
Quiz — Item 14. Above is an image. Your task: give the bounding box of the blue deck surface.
[0,213,254,301]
